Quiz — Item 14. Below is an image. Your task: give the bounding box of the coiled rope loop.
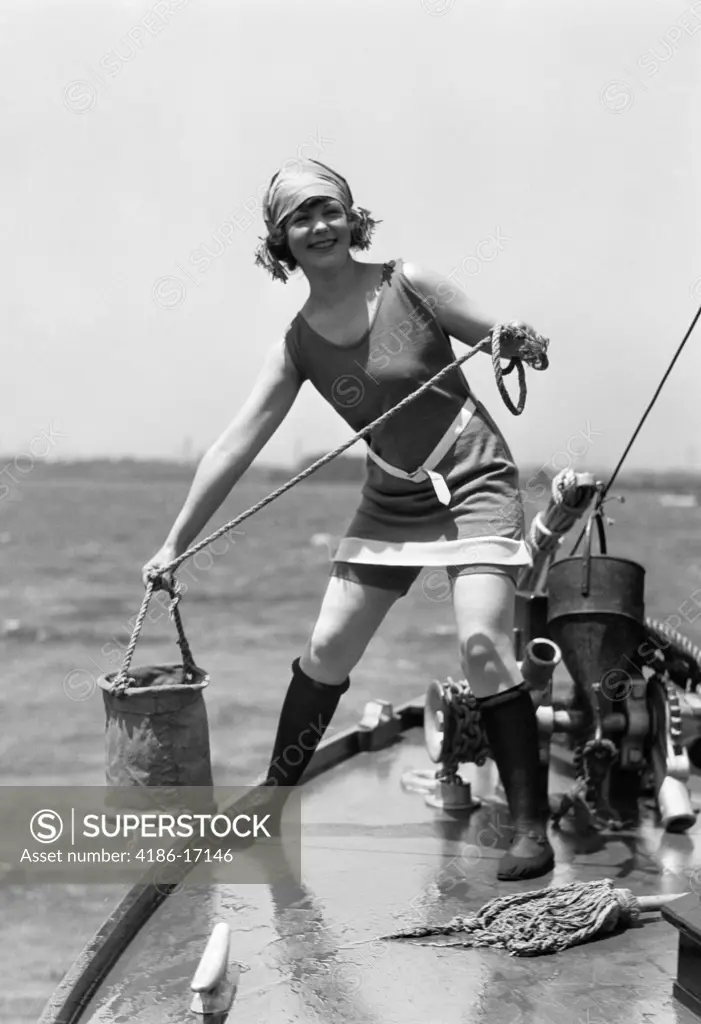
[110,321,549,695]
[491,321,549,415]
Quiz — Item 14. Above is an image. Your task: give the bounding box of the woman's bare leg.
[266,575,401,786]
[300,574,401,682]
[452,570,554,881]
[451,570,521,699]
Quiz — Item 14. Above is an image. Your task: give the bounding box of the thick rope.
[491,328,526,414]
[112,581,156,693]
[169,584,196,671]
[112,578,197,694]
[110,322,548,695]
[379,879,639,957]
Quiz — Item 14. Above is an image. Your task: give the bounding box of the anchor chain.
[554,681,621,830]
[435,680,491,782]
[571,735,617,802]
[581,737,618,801]
[555,735,620,830]
[573,743,584,782]
[561,668,685,830]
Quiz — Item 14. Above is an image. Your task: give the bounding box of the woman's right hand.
[141,544,179,590]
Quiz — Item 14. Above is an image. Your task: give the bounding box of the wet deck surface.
[79,729,701,1024]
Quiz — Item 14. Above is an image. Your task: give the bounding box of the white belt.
[365,396,476,506]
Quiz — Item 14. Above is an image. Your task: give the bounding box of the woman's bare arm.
[162,338,302,555]
[402,262,497,348]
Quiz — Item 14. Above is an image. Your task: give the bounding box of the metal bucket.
[547,547,646,726]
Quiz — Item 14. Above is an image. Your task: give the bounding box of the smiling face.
[285,197,352,274]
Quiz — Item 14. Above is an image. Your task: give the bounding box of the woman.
[143,159,553,881]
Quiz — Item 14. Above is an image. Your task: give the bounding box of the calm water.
[2,473,701,1021]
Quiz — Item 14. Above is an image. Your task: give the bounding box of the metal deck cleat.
[357,699,402,752]
[189,921,238,1017]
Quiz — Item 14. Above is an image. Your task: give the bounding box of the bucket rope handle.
[111,321,549,697]
[111,577,197,696]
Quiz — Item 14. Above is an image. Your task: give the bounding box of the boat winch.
[421,499,701,834]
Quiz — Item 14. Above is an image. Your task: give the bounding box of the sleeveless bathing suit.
[284,259,531,569]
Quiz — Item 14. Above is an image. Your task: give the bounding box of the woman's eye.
[291,206,341,225]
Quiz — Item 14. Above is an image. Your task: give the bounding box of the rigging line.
[570,303,701,556]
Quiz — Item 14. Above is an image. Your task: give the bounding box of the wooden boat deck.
[74,723,701,1024]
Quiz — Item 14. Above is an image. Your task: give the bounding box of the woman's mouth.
[308,239,336,251]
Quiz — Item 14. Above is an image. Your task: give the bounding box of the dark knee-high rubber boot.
[265,658,350,787]
[478,684,555,881]
[225,660,349,849]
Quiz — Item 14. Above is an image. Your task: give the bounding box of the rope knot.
[145,565,170,591]
[498,321,550,369]
[166,578,183,620]
[490,322,550,416]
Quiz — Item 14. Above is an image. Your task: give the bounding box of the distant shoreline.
[4,455,701,494]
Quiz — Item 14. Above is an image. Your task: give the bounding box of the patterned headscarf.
[262,158,353,232]
[255,159,377,282]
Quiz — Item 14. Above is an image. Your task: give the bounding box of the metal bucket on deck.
[546,514,647,725]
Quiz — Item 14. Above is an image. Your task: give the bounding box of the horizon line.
[2,454,700,478]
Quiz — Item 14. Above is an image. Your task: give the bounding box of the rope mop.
[378,879,687,957]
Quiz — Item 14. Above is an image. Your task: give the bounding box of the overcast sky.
[3,0,700,470]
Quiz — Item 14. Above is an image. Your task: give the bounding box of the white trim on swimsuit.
[334,534,531,567]
[363,395,477,506]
